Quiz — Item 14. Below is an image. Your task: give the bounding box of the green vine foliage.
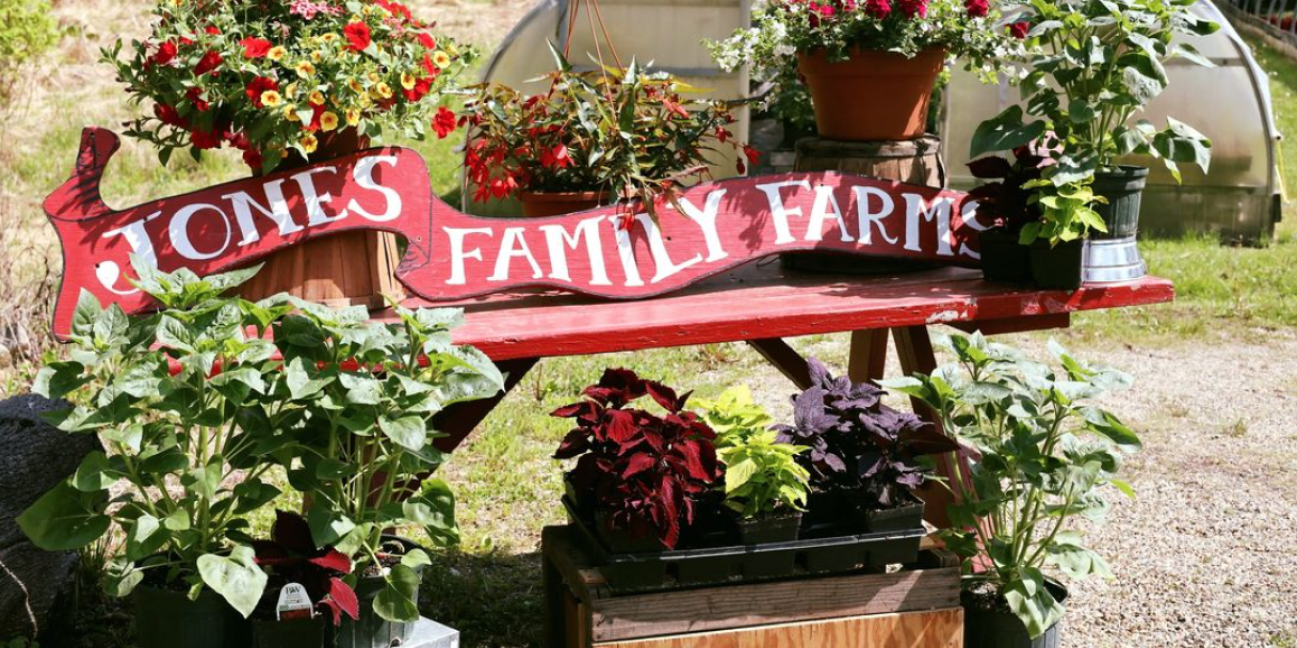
[20,260,503,623]
[881,333,1141,639]
[971,0,1220,187]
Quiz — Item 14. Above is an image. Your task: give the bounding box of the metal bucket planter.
[251,617,327,648]
[133,585,251,648]
[963,580,1068,648]
[1085,166,1150,283]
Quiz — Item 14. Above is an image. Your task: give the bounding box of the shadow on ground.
[422,549,545,648]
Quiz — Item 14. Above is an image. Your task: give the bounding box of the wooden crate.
[541,526,963,648]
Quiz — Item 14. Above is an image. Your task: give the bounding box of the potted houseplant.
[882,333,1142,647]
[104,0,473,306]
[709,0,1021,141]
[249,511,361,648]
[19,263,293,648]
[969,0,1219,282]
[698,385,810,545]
[460,45,753,217]
[967,136,1104,288]
[551,368,724,552]
[268,300,504,648]
[771,358,958,537]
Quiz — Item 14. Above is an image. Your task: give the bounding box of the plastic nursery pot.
[133,584,252,648]
[594,510,666,555]
[1027,239,1085,291]
[736,511,803,545]
[796,47,946,141]
[963,580,1069,648]
[1090,166,1149,240]
[251,617,327,648]
[979,227,1031,285]
[862,502,925,533]
[332,536,427,648]
[516,190,611,217]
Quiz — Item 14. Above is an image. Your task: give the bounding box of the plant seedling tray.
[562,499,926,593]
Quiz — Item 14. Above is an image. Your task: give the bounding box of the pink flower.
[864,0,892,18]
[289,0,342,20]
[965,0,989,18]
[898,0,927,18]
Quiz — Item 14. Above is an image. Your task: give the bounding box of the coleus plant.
[772,358,958,509]
[694,384,774,447]
[552,369,723,549]
[251,511,361,625]
[717,430,810,520]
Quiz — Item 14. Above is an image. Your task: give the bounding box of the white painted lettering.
[674,190,730,262]
[806,185,854,243]
[347,156,403,222]
[291,167,347,226]
[224,180,301,246]
[755,180,811,245]
[540,217,611,285]
[852,186,899,246]
[903,193,954,256]
[169,203,232,261]
[489,227,544,282]
[444,227,493,285]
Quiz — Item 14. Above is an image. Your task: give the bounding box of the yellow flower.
[376,82,393,99]
[285,82,299,98]
[260,90,282,107]
[309,90,326,106]
[348,78,364,94]
[311,50,323,63]
[367,71,381,83]
[432,51,452,69]
[322,33,338,43]
[346,108,361,126]
[400,73,416,91]
[357,93,372,108]
[283,106,300,122]
[320,111,339,132]
[268,46,287,61]
[295,61,316,78]
[300,134,318,154]
[444,41,460,57]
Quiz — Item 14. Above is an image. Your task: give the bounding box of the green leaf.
[307,507,356,548]
[403,479,459,548]
[373,564,421,623]
[970,106,1047,158]
[197,546,268,618]
[340,373,383,405]
[400,548,431,569]
[17,481,110,551]
[1109,478,1136,499]
[104,560,144,597]
[72,451,121,492]
[379,415,428,452]
[183,461,223,500]
[722,458,757,493]
[71,290,102,339]
[125,514,169,561]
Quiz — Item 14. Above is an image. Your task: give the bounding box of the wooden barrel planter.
[782,137,945,274]
[237,129,404,309]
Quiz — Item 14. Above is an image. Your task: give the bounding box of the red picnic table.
[381,261,1173,525]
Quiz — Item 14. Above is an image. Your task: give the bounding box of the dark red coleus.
[553,368,723,549]
[252,511,360,626]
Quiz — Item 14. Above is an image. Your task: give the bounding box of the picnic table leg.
[847,329,890,384]
[432,357,539,453]
[746,338,813,389]
[891,326,962,529]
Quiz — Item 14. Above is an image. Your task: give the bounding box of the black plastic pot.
[964,580,1069,648]
[979,227,1031,285]
[736,511,803,545]
[1027,239,1085,290]
[863,502,925,533]
[251,617,326,648]
[134,585,251,648]
[332,537,426,648]
[1091,166,1149,240]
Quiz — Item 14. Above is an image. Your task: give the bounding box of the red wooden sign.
[47,127,988,339]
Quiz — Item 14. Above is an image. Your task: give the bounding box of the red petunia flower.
[1008,21,1030,39]
[344,22,372,52]
[246,76,279,107]
[191,128,222,150]
[194,50,223,75]
[964,0,989,18]
[864,0,892,19]
[432,107,457,139]
[306,102,325,132]
[416,32,436,49]
[153,103,187,128]
[204,25,220,35]
[240,37,273,58]
[149,41,178,66]
[404,77,434,102]
[243,148,264,171]
[185,87,210,112]
[898,0,927,19]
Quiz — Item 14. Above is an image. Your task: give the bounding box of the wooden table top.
[378,263,1174,361]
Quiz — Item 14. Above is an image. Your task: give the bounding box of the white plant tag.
[276,583,314,621]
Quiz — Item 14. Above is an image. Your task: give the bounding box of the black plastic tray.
[563,499,926,593]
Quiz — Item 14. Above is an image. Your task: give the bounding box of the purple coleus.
[251,510,360,625]
[772,358,959,509]
[552,368,723,549]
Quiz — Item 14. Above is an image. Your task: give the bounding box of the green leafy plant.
[970,0,1219,209]
[460,44,752,213]
[717,430,810,520]
[0,0,58,107]
[21,262,287,618]
[269,298,504,623]
[695,384,773,447]
[881,333,1140,638]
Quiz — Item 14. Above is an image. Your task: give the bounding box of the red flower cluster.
[344,22,371,52]
[240,36,273,58]
[245,76,278,108]
[1008,21,1030,39]
[864,0,892,19]
[149,41,177,67]
[432,106,457,139]
[194,50,223,76]
[965,0,989,18]
[898,0,927,19]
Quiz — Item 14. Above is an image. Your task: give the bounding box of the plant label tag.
[276,583,314,621]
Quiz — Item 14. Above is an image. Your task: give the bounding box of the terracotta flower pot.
[516,190,611,217]
[236,128,404,308]
[797,47,947,141]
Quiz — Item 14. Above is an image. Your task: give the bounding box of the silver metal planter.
[1083,236,1148,283]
